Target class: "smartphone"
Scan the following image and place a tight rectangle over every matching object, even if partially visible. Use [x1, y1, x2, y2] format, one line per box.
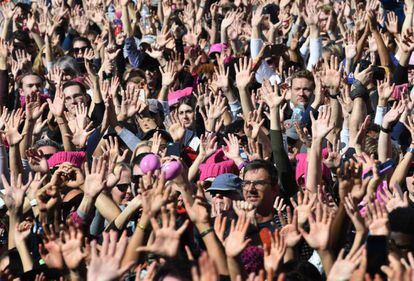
[166, 143, 181, 157]
[371, 66, 386, 81]
[363, 159, 395, 179]
[392, 83, 408, 101]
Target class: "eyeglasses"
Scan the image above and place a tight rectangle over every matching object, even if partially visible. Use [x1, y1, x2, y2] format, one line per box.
[241, 180, 271, 190]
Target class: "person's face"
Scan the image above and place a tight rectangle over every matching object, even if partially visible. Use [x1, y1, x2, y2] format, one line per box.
[145, 70, 159, 85]
[210, 190, 239, 213]
[72, 40, 89, 58]
[111, 168, 132, 205]
[137, 115, 158, 133]
[20, 75, 43, 97]
[0, 256, 10, 279]
[63, 85, 87, 114]
[243, 168, 278, 210]
[38, 145, 59, 159]
[291, 77, 313, 107]
[178, 103, 195, 129]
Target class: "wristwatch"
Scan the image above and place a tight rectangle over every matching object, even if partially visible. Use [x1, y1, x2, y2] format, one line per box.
[407, 147, 414, 154]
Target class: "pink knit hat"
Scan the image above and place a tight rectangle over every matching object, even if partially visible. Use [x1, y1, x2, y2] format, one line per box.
[295, 148, 331, 186]
[208, 43, 227, 56]
[47, 151, 86, 169]
[168, 87, 193, 106]
[199, 149, 238, 181]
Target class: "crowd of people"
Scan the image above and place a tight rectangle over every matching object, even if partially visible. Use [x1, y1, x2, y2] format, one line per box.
[0, 0, 414, 280]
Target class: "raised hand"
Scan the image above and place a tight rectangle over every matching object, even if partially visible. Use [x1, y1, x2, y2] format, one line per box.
[88, 231, 133, 281]
[66, 121, 95, 149]
[385, 11, 398, 35]
[344, 194, 366, 233]
[261, 80, 286, 109]
[302, 1, 321, 27]
[199, 132, 218, 160]
[290, 191, 317, 226]
[4, 108, 25, 146]
[322, 55, 341, 92]
[235, 57, 254, 89]
[246, 104, 265, 140]
[26, 148, 49, 173]
[344, 31, 357, 61]
[278, 206, 302, 248]
[378, 184, 409, 213]
[191, 252, 219, 281]
[47, 85, 65, 117]
[167, 110, 186, 142]
[222, 134, 241, 161]
[140, 172, 171, 216]
[310, 106, 335, 140]
[160, 61, 177, 88]
[377, 75, 395, 107]
[364, 200, 390, 236]
[2, 173, 32, 217]
[14, 220, 33, 243]
[83, 157, 107, 199]
[136, 206, 189, 257]
[213, 56, 230, 91]
[39, 224, 64, 269]
[214, 214, 227, 243]
[327, 247, 365, 281]
[118, 85, 145, 121]
[382, 101, 405, 130]
[232, 200, 256, 225]
[223, 213, 252, 257]
[264, 230, 286, 274]
[61, 220, 87, 270]
[322, 140, 341, 169]
[299, 202, 334, 251]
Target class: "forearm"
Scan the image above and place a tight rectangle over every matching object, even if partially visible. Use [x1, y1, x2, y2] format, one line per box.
[1, 19, 11, 39]
[318, 250, 334, 276]
[227, 256, 242, 281]
[121, 214, 149, 267]
[403, 6, 414, 33]
[31, 31, 45, 49]
[157, 85, 169, 101]
[378, 130, 391, 163]
[305, 138, 323, 193]
[77, 194, 97, 216]
[94, 193, 121, 222]
[349, 230, 366, 257]
[238, 87, 253, 119]
[15, 229, 34, 272]
[220, 26, 229, 44]
[188, 155, 205, 182]
[9, 145, 23, 175]
[122, 4, 132, 37]
[390, 148, 414, 186]
[56, 117, 76, 151]
[112, 200, 141, 230]
[197, 223, 229, 275]
[19, 120, 35, 160]
[8, 215, 17, 249]
[373, 31, 391, 67]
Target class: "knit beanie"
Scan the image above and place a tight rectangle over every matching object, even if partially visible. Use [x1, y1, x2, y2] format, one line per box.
[199, 149, 238, 181]
[47, 151, 86, 169]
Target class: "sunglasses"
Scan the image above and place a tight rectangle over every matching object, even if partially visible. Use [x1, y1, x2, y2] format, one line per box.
[131, 174, 142, 183]
[116, 184, 130, 192]
[72, 46, 89, 53]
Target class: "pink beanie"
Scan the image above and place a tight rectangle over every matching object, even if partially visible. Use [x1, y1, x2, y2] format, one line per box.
[295, 148, 332, 186]
[47, 151, 86, 169]
[208, 43, 227, 56]
[168, 87, 193, 106]
[199, 149, 238, 181]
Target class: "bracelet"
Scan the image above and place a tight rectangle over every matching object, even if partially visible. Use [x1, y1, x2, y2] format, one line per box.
[199, 227, 214, 238]
[30, 199, 37, 207]
[137, 223, 147, 231]
[380, 126, 392, 134]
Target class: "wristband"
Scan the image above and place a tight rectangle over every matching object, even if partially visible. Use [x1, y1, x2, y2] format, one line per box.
[380, 126, 392, 134]
[30, 199, 37, 207]
[199, 227, 214, 238]
[407, 147, 414, 154]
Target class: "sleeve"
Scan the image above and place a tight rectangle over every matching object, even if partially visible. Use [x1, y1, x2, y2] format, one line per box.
[374, 106, 387, 126]
[301, 106, 318, 130]
[306, 38, 322, 71]
[117, 127, 141, 152]
[90, 102, 105, 127]
[270, 129, 298, 198]
[125, 37, 147, 69]
[0, 69, 10, 109]
[61, 31, 76, 51]
[393, 63, 408, 85]
[0, 145, 9, 190]
[229, 100, 242, 121]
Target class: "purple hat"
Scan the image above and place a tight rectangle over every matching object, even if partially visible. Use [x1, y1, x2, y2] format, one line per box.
[199, 149, 239, 181]
[47, 151, 86, 169]
[208, 43, 227, 56]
